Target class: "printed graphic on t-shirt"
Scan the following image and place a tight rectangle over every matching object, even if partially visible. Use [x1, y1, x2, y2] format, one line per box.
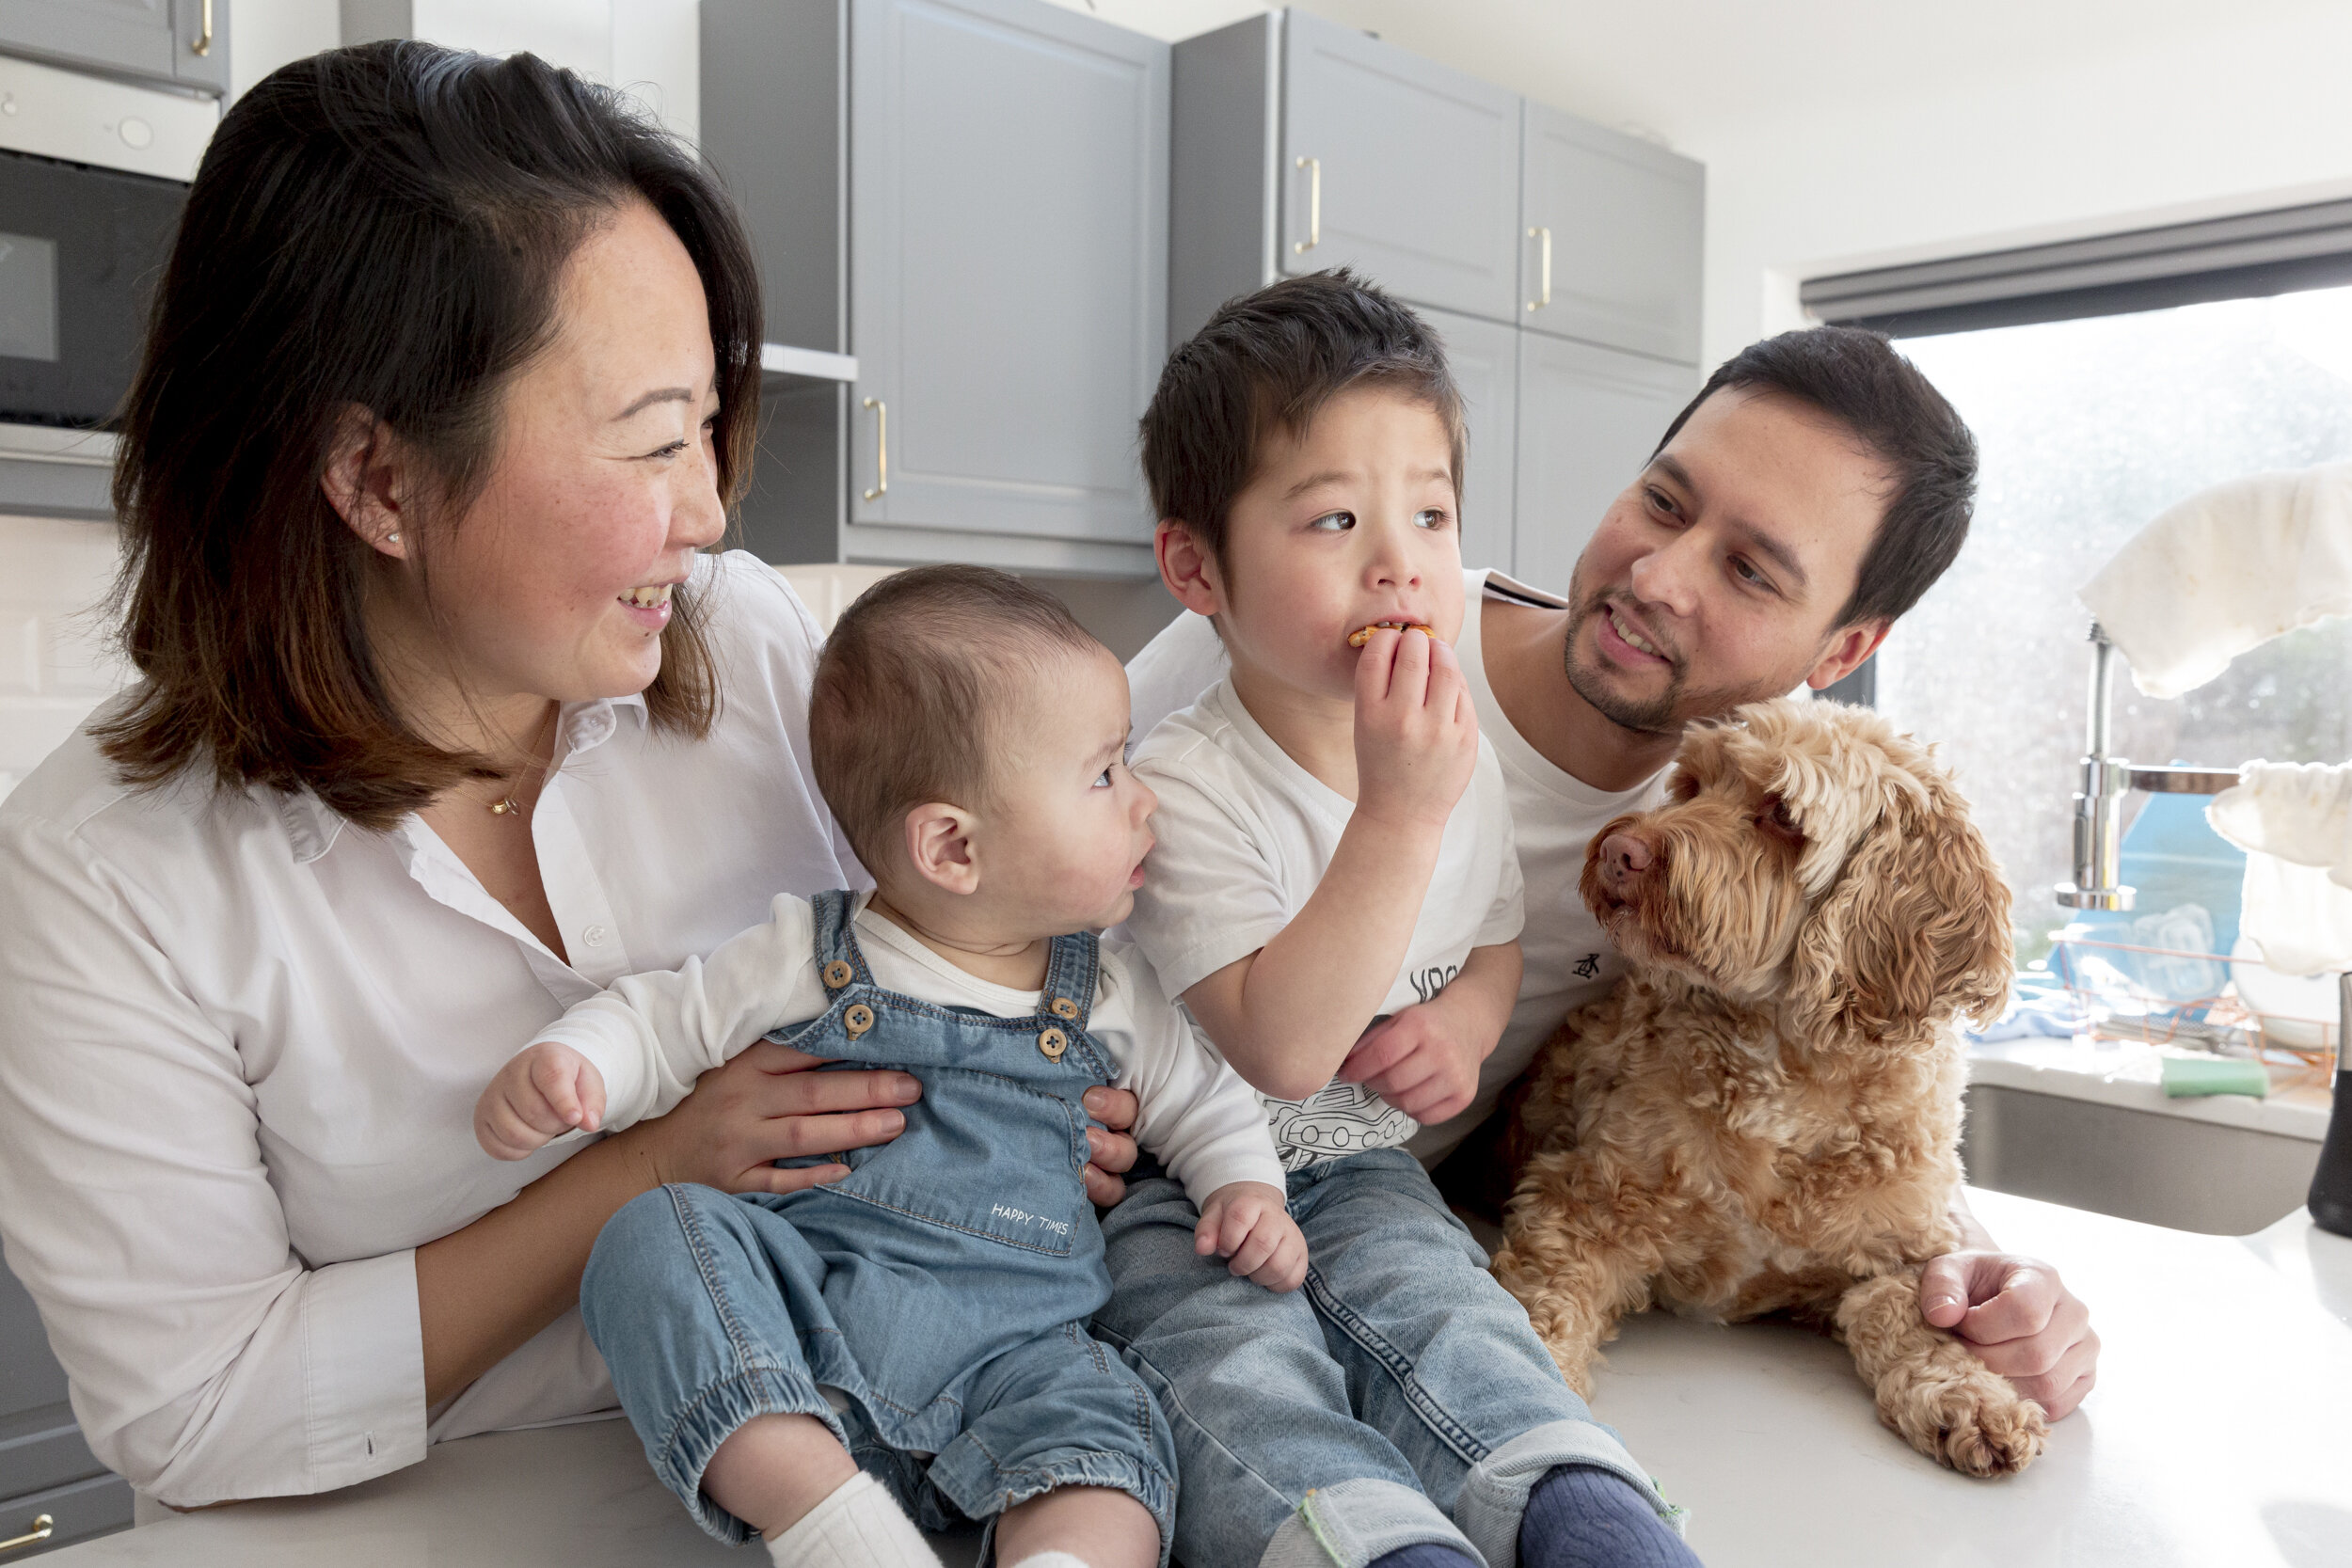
[1573, 953, 1602, 979]
[1265, 1079, 1419, 1171]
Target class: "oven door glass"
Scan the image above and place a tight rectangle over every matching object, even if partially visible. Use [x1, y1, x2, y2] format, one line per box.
[0, 148, 184, 428]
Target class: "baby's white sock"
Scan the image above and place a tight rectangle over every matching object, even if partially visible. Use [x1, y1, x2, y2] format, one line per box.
[765, 1471, 942, 1568]
[1006, 1555, 1095, 1568]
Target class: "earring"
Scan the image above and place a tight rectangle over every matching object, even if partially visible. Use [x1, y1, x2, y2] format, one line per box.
[387, 531, 401, 545]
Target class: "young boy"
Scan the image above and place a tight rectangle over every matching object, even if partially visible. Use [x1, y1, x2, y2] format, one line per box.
[473, 567, 1303, 1568]
[1103, 272, 1702, 1568]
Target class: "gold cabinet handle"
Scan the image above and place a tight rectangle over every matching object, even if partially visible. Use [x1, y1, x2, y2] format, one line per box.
[1526, 226, 1551, 310]
[0, 1515, 55, 1555]
[1294, 156, 1320, 254]
[194, 0, 214, 56]
[861, 396, 887, 500]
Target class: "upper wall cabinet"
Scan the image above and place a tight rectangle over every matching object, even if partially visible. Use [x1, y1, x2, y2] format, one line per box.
[1519, 104, 1702, 363]
[1514, 334, 1694, 594]
[705, 0, 1167, 575]
[1279, 11, 1520, 325]
[1420, 305, 1518, 573]
[849, 0, 1166, 563]
[0, 0, 228, 94]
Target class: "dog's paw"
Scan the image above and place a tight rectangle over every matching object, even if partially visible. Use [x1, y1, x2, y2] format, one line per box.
[1881, 1373, 2048, 1477]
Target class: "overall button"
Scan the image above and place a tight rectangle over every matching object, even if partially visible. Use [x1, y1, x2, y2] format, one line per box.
[822, 959, 855, 990]
[844, 1003, 876, 1038]
[1038, 1027, 1068, 1061]
[1048, 997, 1080, 1021]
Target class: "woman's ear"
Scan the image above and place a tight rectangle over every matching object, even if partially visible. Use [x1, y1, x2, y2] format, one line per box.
[1155, 520, 1225, 619]
[902, 801, 982, 897]
[321, 404, 413, 560]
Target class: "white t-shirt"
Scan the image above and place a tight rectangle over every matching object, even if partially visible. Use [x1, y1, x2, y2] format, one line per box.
[1122, 569, 1666, 1164]
[537, 892, 1285, 1205]
[1123, 677, 1524, 1170]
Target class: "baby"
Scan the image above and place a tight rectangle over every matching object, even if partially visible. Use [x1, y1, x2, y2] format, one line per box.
[474, 566, 1300, 1568]
[1099, 271, 1702, 1568]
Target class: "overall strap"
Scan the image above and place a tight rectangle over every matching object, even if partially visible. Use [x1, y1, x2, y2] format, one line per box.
[1037, 928, 1102, 1034]
[807, 889, 871, 984]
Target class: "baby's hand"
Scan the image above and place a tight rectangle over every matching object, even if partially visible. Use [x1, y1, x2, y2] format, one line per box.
[475, 1041, 607, 1161]
[1194, 1180, 1308, 1292]
[1352, 626, 1478, 834]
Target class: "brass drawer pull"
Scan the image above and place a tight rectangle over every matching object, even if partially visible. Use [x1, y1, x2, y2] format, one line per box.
[0, 1514, 55, 1554]
[194, 0, 214, 56]
[861, 397, 887, 500]
[1526, 226, 1551, 310]
[1294, 156, 1320, 253]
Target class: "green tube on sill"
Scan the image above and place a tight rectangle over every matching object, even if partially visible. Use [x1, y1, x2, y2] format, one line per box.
[2159, 1055, 2269, 1099]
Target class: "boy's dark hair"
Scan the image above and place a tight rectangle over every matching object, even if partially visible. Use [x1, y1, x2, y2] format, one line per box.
[1653, 325, 1978, 628]
[811, 565, 1104, 876]
[1138, 269, 1467, 566]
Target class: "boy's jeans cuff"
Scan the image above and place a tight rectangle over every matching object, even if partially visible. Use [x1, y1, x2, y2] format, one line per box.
[1454, 1419, 1689, 1568]
[1259, 1477, 1485, 1568]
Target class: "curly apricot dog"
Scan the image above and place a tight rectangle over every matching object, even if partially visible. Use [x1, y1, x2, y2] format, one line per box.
[1490, 698, 2046, 1477]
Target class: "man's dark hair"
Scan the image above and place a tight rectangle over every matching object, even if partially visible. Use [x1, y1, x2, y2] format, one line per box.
[1138, 268, 1466, 564]
[1652, 325, 1978, 628]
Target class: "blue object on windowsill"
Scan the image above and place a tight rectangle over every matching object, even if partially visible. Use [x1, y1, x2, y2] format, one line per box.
[2064, 787, 2248, 1021]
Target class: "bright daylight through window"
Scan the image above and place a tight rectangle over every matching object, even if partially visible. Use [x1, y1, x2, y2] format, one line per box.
[1877, 287, 2352, 963]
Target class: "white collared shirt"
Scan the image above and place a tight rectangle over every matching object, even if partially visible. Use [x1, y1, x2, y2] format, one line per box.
[0, 550, 858, 1507]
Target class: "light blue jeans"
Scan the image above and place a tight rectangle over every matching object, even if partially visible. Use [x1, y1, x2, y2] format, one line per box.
[1093, 1148, 1680, 1568]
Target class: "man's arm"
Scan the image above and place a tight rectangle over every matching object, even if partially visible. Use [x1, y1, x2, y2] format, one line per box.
[1919, 1187, 2100, 1418]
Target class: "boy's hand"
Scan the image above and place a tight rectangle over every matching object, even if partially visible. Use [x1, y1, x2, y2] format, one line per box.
[1352, 627, 1478, 833]
[476, 1041, 608, 1161]
[1337, 997, 1491, 1123]
[1195, 1180, 1308, 1291]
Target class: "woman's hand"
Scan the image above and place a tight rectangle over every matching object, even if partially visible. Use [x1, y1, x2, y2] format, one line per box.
[1082, 1085, 1139, 1206]
[615, 1039, 922, 1195]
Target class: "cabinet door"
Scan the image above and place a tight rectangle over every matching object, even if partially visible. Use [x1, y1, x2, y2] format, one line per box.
[849, 0, 1167, 552]
[1418, 307, 1516, 574]
[0, 1262, 105, 1508]
[170, 0, 227, 95]
[1279, 9, 1520, 325]
[0, 0, 174, 81]
[1513, 335, 1693, 596]
[1520, 104, 1703, 363]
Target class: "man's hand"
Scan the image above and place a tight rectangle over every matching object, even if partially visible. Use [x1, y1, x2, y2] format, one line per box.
[476, 1041, 607, 1161]
[1337, 1002, 1486, 1123]
[1919, 1251, 2099, 1418]
[1352, 626, 1479, 833]
[1194, 1180, 1309, 1291]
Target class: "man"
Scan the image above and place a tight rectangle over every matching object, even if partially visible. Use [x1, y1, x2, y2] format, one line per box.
[1125, 325, 2100, 1421]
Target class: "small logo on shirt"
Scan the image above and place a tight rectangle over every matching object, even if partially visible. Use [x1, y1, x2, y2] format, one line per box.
[1573, 953, 1602, 979]
[992, 1203, 1072, 1238]
[1407, 962, 1461, 1004]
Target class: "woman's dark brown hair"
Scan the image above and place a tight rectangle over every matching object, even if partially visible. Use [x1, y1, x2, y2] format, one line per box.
[99, 40, 762, 829]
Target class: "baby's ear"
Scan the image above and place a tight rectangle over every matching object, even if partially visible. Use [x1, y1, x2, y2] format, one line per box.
[902, 801, 980, 896]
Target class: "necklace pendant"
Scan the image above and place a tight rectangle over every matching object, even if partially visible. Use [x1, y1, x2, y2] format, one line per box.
[489, 797, 521, 816]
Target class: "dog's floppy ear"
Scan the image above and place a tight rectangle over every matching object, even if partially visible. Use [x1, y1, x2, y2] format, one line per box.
[1785, 776, 2012, 1046]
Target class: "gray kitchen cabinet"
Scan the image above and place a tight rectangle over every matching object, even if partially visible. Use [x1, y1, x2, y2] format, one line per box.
[1, 1262, 128, 1558]
[1279, 10, 1520, 325]
[0, 0, 226, 94]
[1512, 333, 1694, 595]
[1519, 103, 1702, 363]
[703, 0, 1167, 578]
[1420, 306, 1516, 573]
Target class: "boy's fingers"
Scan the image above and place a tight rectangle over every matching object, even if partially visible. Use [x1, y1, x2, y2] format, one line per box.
[1338, 1023, 1415, 1083]
[1222, 1201, 1263, 1257]
[1228, 1221, 1280, 1278]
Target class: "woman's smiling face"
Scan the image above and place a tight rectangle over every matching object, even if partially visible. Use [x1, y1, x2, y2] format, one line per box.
[382, 198, 729, 712]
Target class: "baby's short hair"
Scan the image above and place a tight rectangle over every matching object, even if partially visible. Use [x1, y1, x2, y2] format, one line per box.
[1139, 267, 1467, 568]
[810, 564, 1104, 875]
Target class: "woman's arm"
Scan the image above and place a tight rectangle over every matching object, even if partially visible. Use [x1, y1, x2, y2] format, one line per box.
[419, 1040, 917, 1402]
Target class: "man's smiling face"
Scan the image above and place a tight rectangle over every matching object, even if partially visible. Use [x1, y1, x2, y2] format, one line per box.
[1563, 386, 1898, 735]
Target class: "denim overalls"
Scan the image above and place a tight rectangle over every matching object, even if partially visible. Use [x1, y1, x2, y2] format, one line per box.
[581, 892, 1177, 1559]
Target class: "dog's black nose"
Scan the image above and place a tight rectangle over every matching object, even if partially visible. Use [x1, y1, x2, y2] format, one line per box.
[1600, 832, 1654, 888]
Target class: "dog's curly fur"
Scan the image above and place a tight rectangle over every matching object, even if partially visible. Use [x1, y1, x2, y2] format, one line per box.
[1489, 698, 2048, 1477]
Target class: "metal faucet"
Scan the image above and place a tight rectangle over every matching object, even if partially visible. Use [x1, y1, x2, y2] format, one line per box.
[2054, 624, 2239, 911]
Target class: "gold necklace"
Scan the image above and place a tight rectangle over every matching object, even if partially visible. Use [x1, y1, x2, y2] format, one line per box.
[488, 710, 560, 819]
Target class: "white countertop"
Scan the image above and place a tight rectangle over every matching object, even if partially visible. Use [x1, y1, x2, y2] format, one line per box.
[43, 1190, 2352, 1568]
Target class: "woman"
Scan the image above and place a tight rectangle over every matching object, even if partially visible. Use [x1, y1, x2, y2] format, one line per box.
[0, 43, 1138, 1506]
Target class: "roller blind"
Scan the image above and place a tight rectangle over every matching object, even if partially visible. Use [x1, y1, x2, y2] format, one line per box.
[1802, 199, 2352, 339]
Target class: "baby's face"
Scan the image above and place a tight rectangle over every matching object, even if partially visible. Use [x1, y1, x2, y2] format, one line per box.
[982, 646, 1159, 934]
[1212, 385, 1465, 705]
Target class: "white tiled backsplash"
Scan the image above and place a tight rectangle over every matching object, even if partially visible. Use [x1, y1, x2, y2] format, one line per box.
[0, 514, 129, 800]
